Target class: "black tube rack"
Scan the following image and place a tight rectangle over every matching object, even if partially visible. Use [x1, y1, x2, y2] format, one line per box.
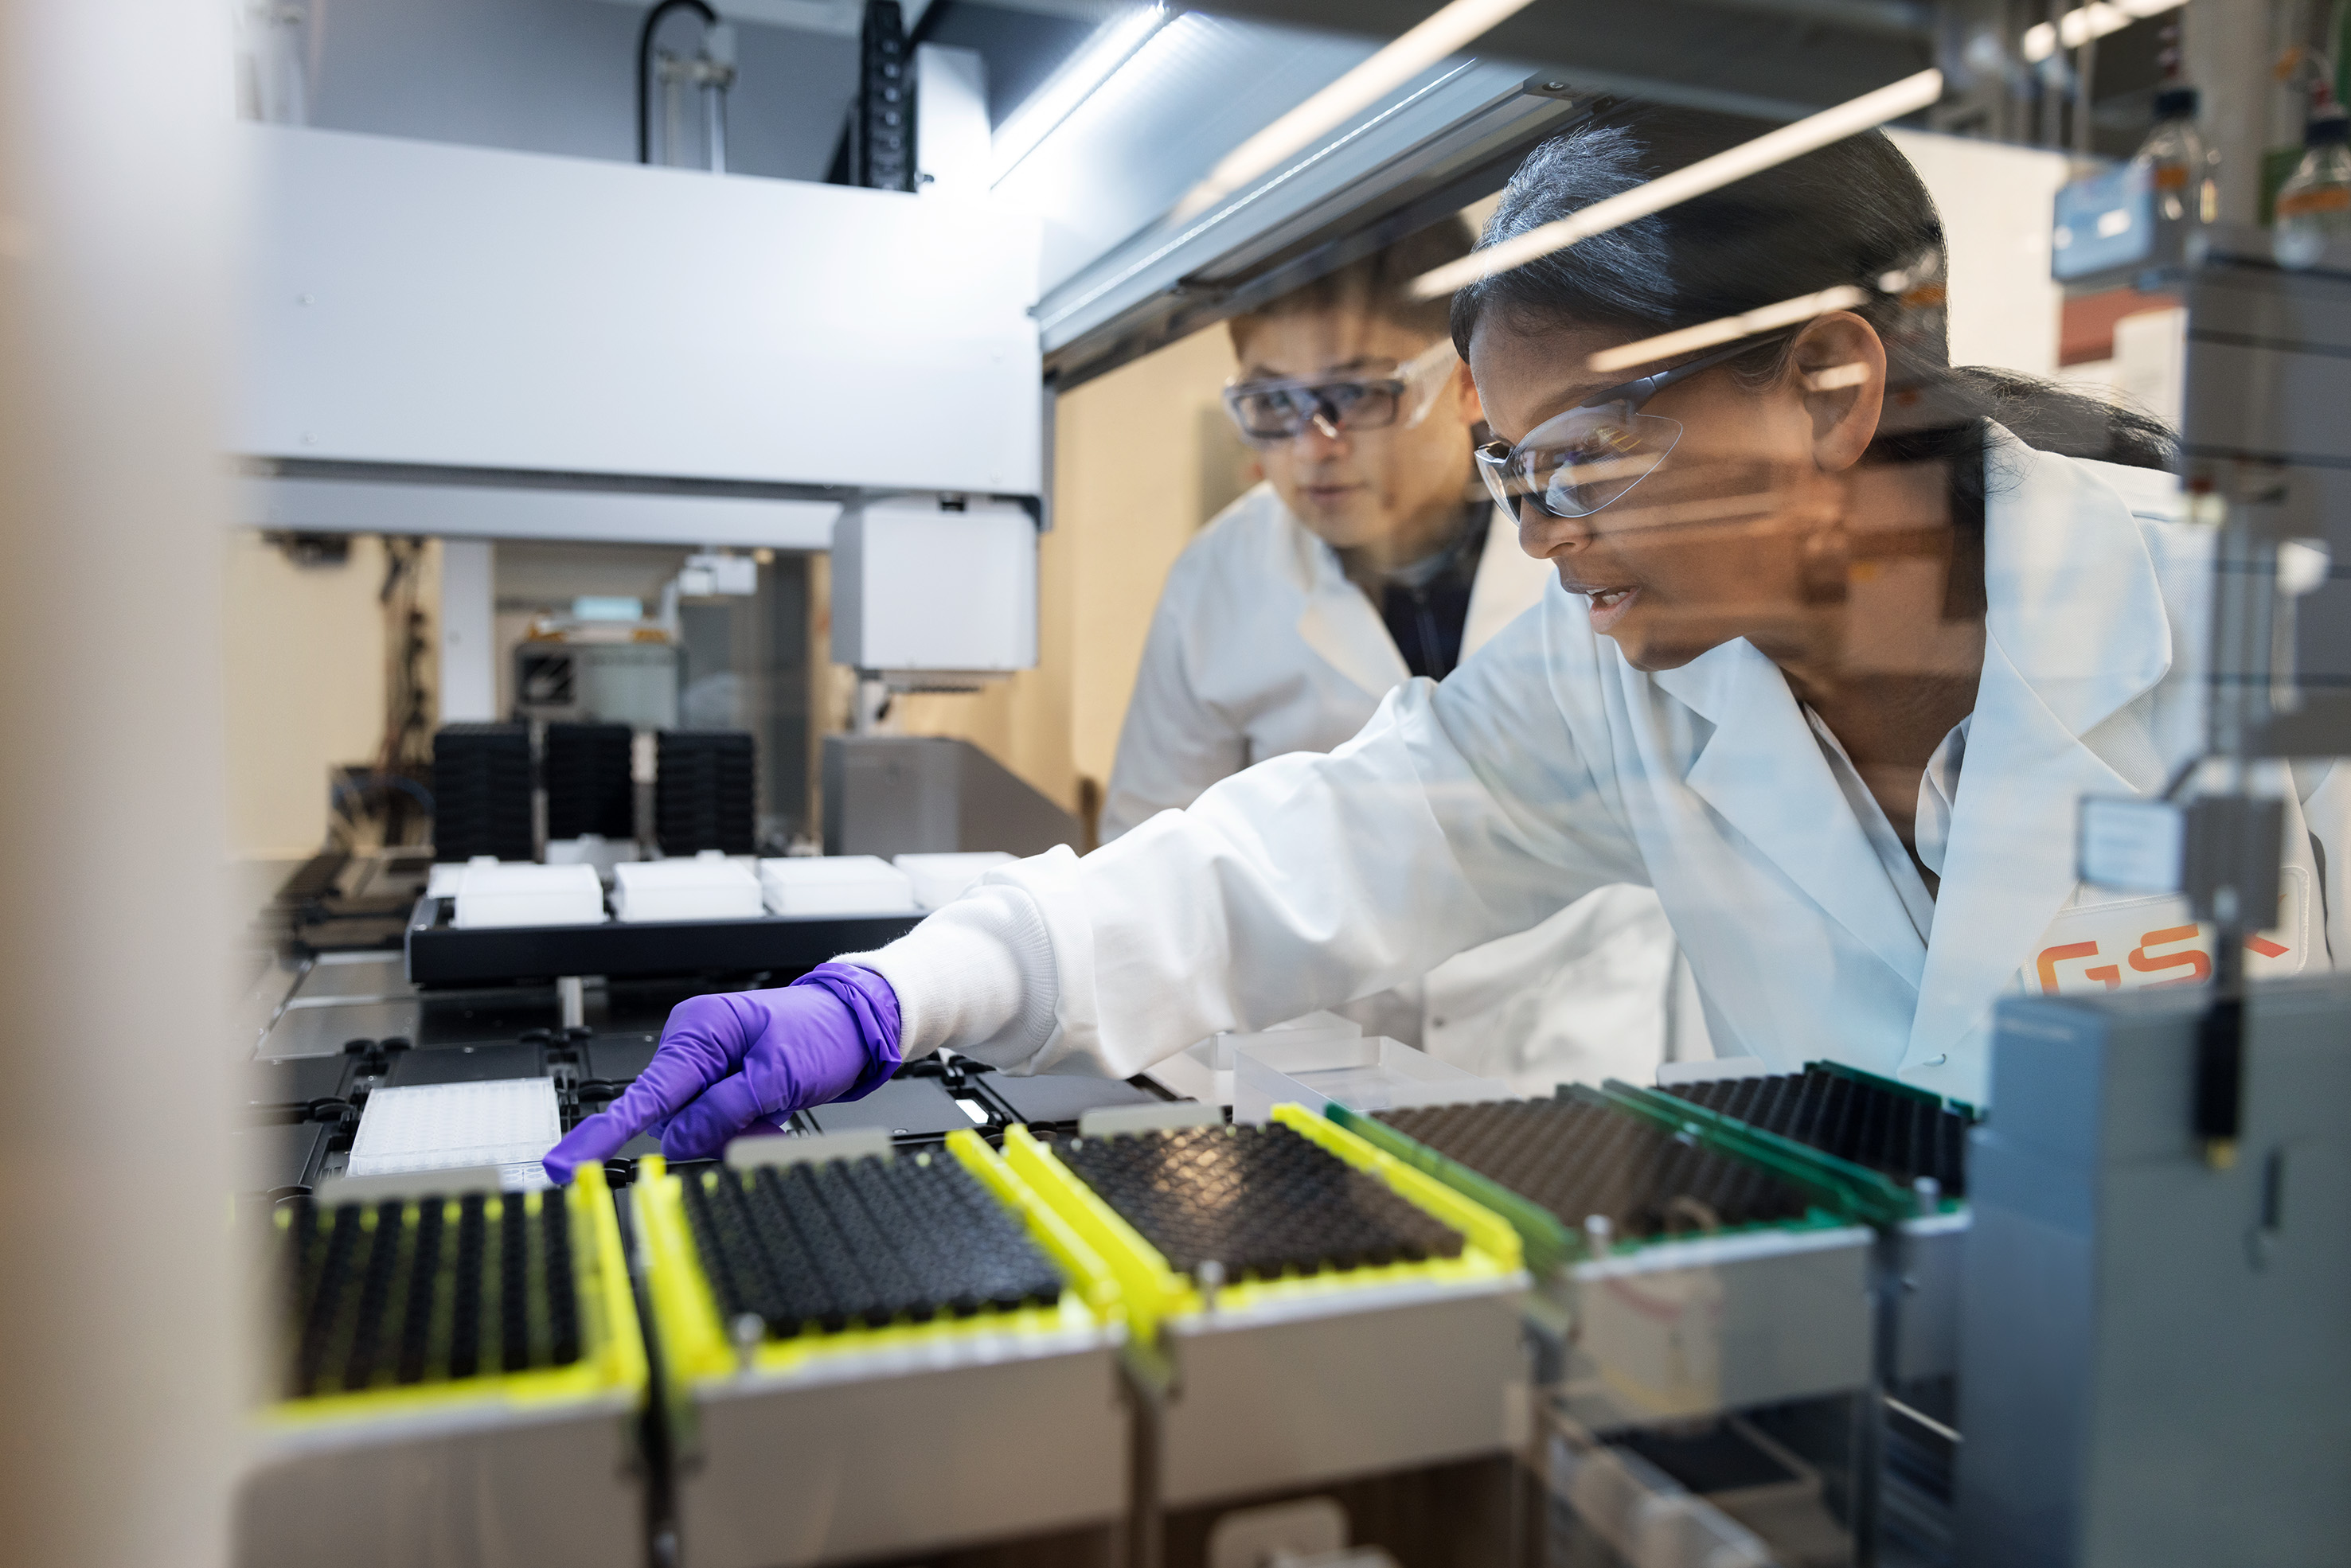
[1376, 1099, 1814, 1243]
[1662, 1067, 1972, 1197]
[1055, 1123, 1464, 1281]
[269, 1188, 583, 1401]
[678, 1153, 1063, 1340]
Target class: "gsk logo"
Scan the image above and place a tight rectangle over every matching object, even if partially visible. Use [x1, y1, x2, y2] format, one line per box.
[2035, 924, 2290, 995]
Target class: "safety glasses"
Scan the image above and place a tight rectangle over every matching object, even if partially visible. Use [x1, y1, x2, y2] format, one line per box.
[1474, 336, 1779, 520]
[1222, 339, 1459, 444]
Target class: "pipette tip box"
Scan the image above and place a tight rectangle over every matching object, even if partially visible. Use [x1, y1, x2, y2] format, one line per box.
[236, 1165, 646, 1568]
[634, 1133, 1127, 1568]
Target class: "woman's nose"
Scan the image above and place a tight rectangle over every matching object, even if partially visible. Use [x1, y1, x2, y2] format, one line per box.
[1517, 501, 1595, 556]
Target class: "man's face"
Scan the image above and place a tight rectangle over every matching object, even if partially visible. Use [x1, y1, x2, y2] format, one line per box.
[1229, 308, 1482, 552]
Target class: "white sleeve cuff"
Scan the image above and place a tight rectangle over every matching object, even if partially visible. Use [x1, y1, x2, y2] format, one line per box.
[842, 883, 1062, 1071]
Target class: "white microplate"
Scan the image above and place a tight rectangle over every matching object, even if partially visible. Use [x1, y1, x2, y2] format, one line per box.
[348, 1078, 561, 1191]
[892, 850, 1016, 910]
[759, 854, 918, 916]
[613, 856, 764, 922]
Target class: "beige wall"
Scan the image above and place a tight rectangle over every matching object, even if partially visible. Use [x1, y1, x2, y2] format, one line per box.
[891, 325, 1247, 829]
[221, 532, 428, 859]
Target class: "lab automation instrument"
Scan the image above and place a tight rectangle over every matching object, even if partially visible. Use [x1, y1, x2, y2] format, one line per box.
[232, 970, 2350, 1567]
[236, 122, 1053, 712]
[234, 68, 1651, 733]
[227, 62, 2351, 1567]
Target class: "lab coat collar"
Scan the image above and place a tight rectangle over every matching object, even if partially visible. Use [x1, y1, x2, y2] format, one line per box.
[1291, 523, 1411, 699]
[1901, 435, 2171, 1067]
[1285, 498, 1539, 696]
[1668, 638, 1931, 992]
[1972, 430, 2173, 737]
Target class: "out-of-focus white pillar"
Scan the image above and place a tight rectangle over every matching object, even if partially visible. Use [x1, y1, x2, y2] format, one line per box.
[0, 0, 240, 1564]
[439, 537, 498, 723]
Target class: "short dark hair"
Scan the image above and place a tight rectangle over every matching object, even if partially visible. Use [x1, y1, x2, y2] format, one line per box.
[1228, 217, 1476, 349]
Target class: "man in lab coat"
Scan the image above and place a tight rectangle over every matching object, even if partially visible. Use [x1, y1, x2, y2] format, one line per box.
[1099, 220, 1703, 1092]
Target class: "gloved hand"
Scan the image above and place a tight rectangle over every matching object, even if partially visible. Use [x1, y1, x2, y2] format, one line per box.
[541, 962, 901, 1183]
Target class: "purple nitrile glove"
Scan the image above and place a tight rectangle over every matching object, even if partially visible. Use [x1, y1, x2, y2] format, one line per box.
[541, 963, 901, 1183]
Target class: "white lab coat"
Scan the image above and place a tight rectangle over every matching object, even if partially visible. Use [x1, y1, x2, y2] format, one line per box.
[1100, 482, 1697, 1090]
[862, 436, 2344, 1107]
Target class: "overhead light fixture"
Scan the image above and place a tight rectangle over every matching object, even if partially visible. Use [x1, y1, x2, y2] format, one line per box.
[1585, 287, 1871, 374]
[2021, 0, 2185, 64]
[1172, 0, 1540, 220]
[1410, 68, 1944, 300]
[990, 3, 1174, 187]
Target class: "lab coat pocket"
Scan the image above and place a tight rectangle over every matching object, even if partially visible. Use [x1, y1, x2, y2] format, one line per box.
[2013, 864, 2311, 997]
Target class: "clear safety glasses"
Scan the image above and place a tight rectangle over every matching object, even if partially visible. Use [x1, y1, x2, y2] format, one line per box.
[1221, 339, 1459, 444]
[1474, 336, 1779, 520]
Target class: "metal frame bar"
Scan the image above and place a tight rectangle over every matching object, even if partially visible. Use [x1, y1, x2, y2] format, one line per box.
[1039, 68, 1600, 390]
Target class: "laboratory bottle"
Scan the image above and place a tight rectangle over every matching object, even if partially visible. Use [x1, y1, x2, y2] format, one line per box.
[2276, 98, 2351, 271]
[2133, 85, 2219, 265]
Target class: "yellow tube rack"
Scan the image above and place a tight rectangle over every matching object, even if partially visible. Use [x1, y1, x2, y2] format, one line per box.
[260, 1163, 646, 1430]
[634, 1129, 1124, 1390]
[999, 1105, 1524, 1344]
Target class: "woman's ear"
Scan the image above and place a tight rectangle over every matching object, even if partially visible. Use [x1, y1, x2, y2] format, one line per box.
[1791, 312, 1885, 473]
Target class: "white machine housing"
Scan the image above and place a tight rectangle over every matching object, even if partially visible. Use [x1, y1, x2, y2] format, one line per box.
[830, 501, 1038, 685]
[238, 123, 1045, 540]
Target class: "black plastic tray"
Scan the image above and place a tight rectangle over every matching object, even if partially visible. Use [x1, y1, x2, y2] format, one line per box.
[403, 895, 923, 987]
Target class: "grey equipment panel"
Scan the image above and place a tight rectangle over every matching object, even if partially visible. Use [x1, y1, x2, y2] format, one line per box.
[800, 1076, 985, 1139]
[383, 1041, 545, 1086]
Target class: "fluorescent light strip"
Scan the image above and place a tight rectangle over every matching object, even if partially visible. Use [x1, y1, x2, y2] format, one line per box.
[1035, 58, 1482, 337]
[990, 3, 1173, 187]
[1806, 361, 1873, 392]
[1587, 286, 1870, 374]
[2022, 0, 2185, 64]
[1171, 0, 1539, 220]
[1409, 68, 1943, 301]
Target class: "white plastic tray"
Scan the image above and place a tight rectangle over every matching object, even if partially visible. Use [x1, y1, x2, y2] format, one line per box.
[613, 855, 763, 922]
[452, 862, 607, 929]
[892, 851, 1016, 910]
[1232, 1034, 1513, 1124]
[759, 854, 919, 916]
[346, 1078, 561, 1190]
[1146, 1011, 1364, 1106]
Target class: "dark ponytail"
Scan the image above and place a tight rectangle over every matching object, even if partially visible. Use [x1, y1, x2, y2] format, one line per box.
[1449, 107, 2177, 493]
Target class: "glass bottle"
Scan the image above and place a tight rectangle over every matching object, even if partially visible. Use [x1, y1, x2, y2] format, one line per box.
[2276, 97, 2351, 271]
[2132, 86, 2220, 266]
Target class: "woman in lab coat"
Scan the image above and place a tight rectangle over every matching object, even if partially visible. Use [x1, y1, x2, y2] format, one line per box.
[545, 108, 2342, 1177]
[1103, 220, 1698, 1091]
